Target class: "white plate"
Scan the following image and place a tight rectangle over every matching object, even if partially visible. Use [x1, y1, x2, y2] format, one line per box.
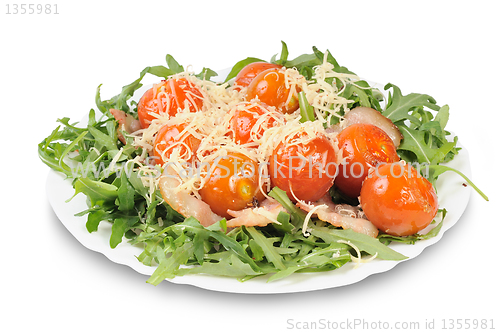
[46, 141, 472, 294]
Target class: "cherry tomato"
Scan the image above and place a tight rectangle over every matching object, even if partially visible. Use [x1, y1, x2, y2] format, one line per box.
[199, 153, 264, 219]
[360, 162, 438, 236]
[246, 68, 300, 114]
[269, 134, 338, 202]
[153, 123, 201, 166]
[334, 123, 399, 199]
[137, 78, 204, 129]
[234, 62, 282, 88]
[229, 102, 279, 145]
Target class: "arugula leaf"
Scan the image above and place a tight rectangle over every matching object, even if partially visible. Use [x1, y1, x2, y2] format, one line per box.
[426, 165, 488, 200]
[434, 104, 450, 129]
[85, 209, 109, 233]
[283, 53, 320, 71]
[298, 91, 315, 122]
[383, 83, 439, 124]
[268, 187, 306, 228]
[310, 225, 408, 261]
[147, 65, 174, 79]
[127, 170, 151, 199]
[381, 83, 461, 166]
[117, 172, 135, 212]
[165, 54, 184, 73]
[209, 230, 259, 270]
[397, 126, 458, 164]
[71, 178, 118, 206]
[147, 242, 195, 285]
[247, 227, 286, 270]
[38, 126, 73, 177]
[195, 67, 218, 81]
[87, 126, 117, 152]
[108, 71, 147, 114]
[224, 57, 266, 83]
[248, 239, 265, 261]
[272, 211, 295, 234]
[315, 47, 357, 75]
[340, 80, 384, 112]
[266, 266, 304, 282]
[178, 254, 262, 279]
[298, 243, 350, 265]
[274, 40, 289, 65]
[192, 231, 208, 265]
[110, 216, 140, 248]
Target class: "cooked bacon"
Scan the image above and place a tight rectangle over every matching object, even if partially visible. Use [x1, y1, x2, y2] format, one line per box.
[110, 108, 142, 144]
[297, 194, 379, 238]
[158, 167, 223, 227]
[158, 167, 289, 229]
[226, 198, 286, 227]
[329, 107, 403, 147]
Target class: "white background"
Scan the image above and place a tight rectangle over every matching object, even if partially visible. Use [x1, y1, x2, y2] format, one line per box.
[1, 0, 499, 331]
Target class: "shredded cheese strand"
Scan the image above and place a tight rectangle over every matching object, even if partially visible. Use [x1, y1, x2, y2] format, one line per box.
[337, 240, 378, 269]
[130, 53, 364, 215]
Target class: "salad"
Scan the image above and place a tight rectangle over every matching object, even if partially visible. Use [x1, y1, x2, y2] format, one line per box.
[39, 42, 487, 286]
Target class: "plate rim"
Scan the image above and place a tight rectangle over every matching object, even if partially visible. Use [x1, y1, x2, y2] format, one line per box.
[45, 141, 472, 294]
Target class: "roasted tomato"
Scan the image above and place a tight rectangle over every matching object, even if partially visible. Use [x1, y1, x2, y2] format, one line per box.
[137, 78, 204, 129]
[269, 133, 338, 202]
[152, 123, 201, 166]
[360, 162, 439, 236]
[234, 62, 282, 88]
[246, 68, 300, 114]
[199, 153, 264, 219]
[334, 123, 399, 199]
[229, 102, 279, 145]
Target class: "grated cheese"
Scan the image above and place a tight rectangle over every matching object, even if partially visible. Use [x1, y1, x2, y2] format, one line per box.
[301, 203, 328, 237]
[337, 240, 378, 269]
[130, 54, 363, 220]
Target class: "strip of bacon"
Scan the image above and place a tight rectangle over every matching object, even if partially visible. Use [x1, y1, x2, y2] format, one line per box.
[226, 199, 286, 227]
[158, 166, 223, 227]
[110, 108, 142, 144]
[297, 194, 379, 238]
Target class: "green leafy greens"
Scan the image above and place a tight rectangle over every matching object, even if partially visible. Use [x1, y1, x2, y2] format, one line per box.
[39, 42, 485, 286]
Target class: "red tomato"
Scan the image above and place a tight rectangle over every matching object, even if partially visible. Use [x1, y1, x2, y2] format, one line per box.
[269, 134, 338, 202]
[246, 68, 300, 114]
[152, 123, 201, 166]
[229, 102, 279, 145]
[137, 78, 204, 129]
[335, 123, 399, 199]
[360, 162, 438, 236]
[234, 62, 282, 88]
[199, 153, 264, 219]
